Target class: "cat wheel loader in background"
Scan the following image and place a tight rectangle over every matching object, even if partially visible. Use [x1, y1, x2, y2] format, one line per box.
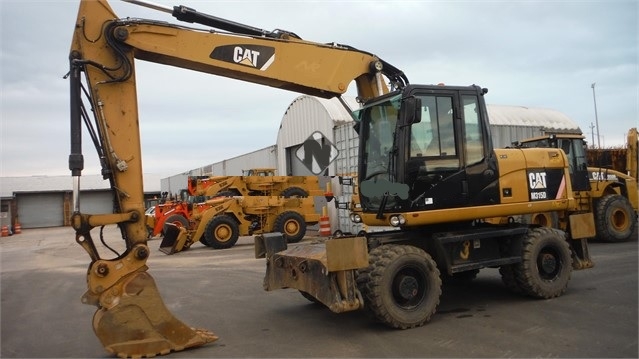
[68, 0, 595, 357]
[159, 195, 320, 254]
[586, 127, 638, 181]
[514, 131, 638, 242]
[187, 168, 327, 198]
[147, 168, 328, 240]
[144, 189, 202, 237]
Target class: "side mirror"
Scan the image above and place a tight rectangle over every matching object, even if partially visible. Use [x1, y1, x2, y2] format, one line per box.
[400, 96, 422, 125]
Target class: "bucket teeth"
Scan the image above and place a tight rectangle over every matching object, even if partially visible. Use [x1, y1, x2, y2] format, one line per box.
[93, 271, 217, 358]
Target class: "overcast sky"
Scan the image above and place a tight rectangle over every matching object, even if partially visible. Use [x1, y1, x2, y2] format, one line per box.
[1, 0, 637, 179]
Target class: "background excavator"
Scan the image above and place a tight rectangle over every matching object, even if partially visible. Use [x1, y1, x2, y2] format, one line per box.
[69, 0, 596, 358]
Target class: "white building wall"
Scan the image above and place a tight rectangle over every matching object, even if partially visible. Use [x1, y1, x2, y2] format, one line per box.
[161, 174, 191, 199]
[491, 125, 544, 148]
[209, 146, 278, 176]
[331, 123, 362, 235]
[276, 95, 360, 176]
[160, 145, 277, 197]
[487, 105, 581, 148]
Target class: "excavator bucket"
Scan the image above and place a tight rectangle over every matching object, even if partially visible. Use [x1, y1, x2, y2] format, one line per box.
[159, 224, 189, 255]
[90, 270, 218, 358]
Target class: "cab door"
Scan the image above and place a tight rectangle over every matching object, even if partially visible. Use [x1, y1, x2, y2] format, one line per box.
[403, 89, 499, 210]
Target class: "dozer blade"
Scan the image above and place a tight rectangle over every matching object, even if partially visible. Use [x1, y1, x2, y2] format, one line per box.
[92, 270, 218, 358]
[159, 224, 188, 255]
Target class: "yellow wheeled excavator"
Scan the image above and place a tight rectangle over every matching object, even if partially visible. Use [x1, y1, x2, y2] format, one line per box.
[68, 0, 595, 357]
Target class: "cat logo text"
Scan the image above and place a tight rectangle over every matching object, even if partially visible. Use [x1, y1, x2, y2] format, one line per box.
[528, 171, 548, 201]
[210, 45, 275, 71]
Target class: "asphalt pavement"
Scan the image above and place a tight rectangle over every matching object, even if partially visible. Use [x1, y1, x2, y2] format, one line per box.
[1, 226, 637, 358]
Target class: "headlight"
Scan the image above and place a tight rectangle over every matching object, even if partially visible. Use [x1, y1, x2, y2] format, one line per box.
[389, 214, 406, 227]
[350, 213, 362, 223]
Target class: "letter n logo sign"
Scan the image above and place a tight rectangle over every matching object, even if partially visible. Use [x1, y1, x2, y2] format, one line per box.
[295, 131, 339, 175]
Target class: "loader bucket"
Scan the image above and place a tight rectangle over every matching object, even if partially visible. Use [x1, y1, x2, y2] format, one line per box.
[92, 270, 218, 358]
[159, 224, 188, 255]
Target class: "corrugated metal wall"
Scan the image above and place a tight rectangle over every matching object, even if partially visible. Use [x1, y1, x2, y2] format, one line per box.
[209, 146, 278, 176]
[160, 174, 190, 200]
[160, 146, 277, 197]
[490, 125, 545, 148]
[276, 96, 337, 175]
[332, 123, 362, 235]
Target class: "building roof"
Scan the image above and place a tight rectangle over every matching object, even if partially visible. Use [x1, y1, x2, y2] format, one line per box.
[307, 96, 361, 126]
[0, 173, 162, 198]
[486, 105, 581, 132]
[287, 97, 580, 133]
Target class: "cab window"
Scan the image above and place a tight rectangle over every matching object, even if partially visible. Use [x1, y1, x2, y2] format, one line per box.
[462, 95, 485, 165]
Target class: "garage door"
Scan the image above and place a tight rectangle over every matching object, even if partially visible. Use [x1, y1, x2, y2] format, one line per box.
[17, 193, 64, 229]
[81, 191, 115, 215]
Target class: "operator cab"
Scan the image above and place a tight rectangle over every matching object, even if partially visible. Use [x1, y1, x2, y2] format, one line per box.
[355, 84, 500, 215]
[243, 168, 276, 176]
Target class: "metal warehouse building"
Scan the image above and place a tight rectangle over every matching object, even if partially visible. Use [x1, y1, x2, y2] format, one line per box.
[0, 174, 161, 230]
[161, 95, 581, 235]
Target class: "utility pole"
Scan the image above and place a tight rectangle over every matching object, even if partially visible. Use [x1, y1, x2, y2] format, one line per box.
[591, 83, 601, 148]
[590, 122, 596, 148]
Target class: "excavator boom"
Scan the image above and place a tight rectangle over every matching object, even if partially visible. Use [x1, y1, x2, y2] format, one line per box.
[68, 0, 402, 357]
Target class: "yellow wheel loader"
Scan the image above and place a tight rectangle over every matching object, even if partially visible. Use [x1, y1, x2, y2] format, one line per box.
[188, 168, 327, 198]
[159, 196, 319, 254]
[68, 0, 595, 357]
[515, 132, 638, 242]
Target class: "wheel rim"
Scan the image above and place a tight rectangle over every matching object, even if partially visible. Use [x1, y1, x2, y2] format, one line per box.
[610, 208, 629, 231]
[171, 220, 184, 228]
[214, 224, 232, 243]
[537, 246, 562, 280]
[391, 265, 427, 309]
[283, 219, 300, 236]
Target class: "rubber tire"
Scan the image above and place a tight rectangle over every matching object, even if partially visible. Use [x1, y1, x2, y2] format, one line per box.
[274, 211, 306, 243]
[281, 187, 309, 198]
[357, 244, 441, 329]
[595, 194, 637, 242]
[204, 215, 240, 249]
[499, 265, 523, 295]
[162, 214, 189, 234]
[514, 227, 572, 299]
